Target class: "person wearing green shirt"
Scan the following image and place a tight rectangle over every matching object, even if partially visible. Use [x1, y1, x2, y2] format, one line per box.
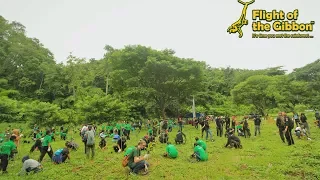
[163, 142, 178, 158]
[124, 146, 135, 156]
[194, 137, 207, 151]
[38, 130, 53, 163]
[107, 125, 113, 135]
[30, 130, 42, 153]
[192, 145, 208, 161]
[0, 136, 16, 173]
[0, 133, 4, 143]
[116, 123, 121, 135]
[124, 123, 132, 140]
[61, 132, 67, 140]
[148, 129, 153, 136]
[128, 140, 149, 175]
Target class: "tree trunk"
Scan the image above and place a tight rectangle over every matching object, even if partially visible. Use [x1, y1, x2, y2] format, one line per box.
[161, 107, 166, 119]
[106, 76, 109, 96]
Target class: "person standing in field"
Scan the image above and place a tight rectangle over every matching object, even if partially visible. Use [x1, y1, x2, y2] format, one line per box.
[231, 116, 237, 132]
[225, 115, 231, 131]
[84, 125, 95, 159]
[283, 112, 294, 146]
[38, 130, 53, 163]
[0, 136, 16, 174]
[216, 116, 223, 137]
[276, 112, 286, 143]
[254, 115, 261, 136]
[293, 112, 300, 127]
[300, 113, 310, 136]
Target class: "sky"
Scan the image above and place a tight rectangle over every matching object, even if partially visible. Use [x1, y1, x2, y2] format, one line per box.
[0, 0, 319, 72]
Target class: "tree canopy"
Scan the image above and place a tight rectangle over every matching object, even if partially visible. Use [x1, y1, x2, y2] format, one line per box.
[1, 16, 319, 126]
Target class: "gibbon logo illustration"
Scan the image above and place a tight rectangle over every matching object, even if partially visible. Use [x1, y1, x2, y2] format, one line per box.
[227, 0, 255, 38]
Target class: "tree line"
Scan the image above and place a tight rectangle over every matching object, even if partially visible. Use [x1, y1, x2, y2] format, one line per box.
[0, 15, 319, 126]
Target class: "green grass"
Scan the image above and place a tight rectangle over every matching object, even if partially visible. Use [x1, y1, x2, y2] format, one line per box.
[1, 118, 320, 180]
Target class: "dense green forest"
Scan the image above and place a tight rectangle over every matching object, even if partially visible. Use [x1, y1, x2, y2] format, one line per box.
[1, 16, 319, 126]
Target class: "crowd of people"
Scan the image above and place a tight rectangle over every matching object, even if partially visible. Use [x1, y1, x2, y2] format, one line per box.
[0, 111, 319, 176]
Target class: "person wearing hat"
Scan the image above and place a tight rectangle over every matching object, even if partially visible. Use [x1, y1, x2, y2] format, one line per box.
[163, 142, 178, 158]
[18, 156, 42, 175]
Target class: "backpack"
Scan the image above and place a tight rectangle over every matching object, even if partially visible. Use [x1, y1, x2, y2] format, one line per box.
[122, 150, 134, 167]
[122, 155, 129, 167]
[86, 131, 95, 146]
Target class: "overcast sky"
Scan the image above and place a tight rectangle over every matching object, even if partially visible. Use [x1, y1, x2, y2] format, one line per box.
[0, 0, 319, 72]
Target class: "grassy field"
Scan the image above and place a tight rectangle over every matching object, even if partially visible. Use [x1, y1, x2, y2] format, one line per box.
[1, 117, 320, 180]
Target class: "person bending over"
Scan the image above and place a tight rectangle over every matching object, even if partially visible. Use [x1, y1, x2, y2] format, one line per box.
[163, 142, 178, 158]
[52, 142, 71, 164]
[18, 156, 42, 175]
[191, 145, 208, 161]
[194, 137, 207, 151]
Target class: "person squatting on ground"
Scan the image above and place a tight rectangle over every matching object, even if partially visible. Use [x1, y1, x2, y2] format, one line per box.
[191, 145, 208, 161]
[194, 137, 207, 151]
[175, 130, 186, 144]
[294, 124, 311, 140]
[283, 112, 294, 146]
[225, 129, 242, 149]
[114, 136, 127, 153]
[254, 115, 261, 136]
[18, 156, 42, 176]
[0, 135, 16, 174]
[38, 130, 53, 163]
[128, 139, 150, 176]
[163, 142, 178, 158]
[99, 130, 107, 150]
[52, 142, 71, 164]
[276, 112, 286, 143]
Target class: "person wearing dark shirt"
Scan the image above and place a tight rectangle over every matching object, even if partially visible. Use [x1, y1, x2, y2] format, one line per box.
[276, 112, 285, 143]
[178, 117, 183, 132]
[254, 115, 261, 136]
[225, 116, 231, 131]
[300, 113, 310, 136]
[231, 116, 236, 131]
[283, 112, 294, 145]
[216, 117, 223, 137]
[200, 120, 205, 138]
[203, 117, 214, 141]
[113, 137, 127, 153]
[243, 116, 251, 138]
